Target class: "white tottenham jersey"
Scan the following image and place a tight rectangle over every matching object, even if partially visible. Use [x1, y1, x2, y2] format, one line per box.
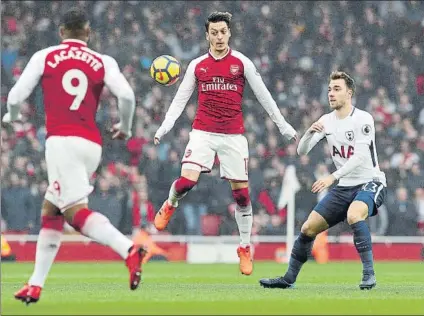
[298, 107, 387, 187]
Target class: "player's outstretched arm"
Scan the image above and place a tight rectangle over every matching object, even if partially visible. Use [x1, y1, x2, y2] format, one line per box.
[297, 120, 326, 155]
[4, 52, 44, 123]
[241, 54, 297, 142]
[103, 55, 135, 140]
[154, 61, 197, 144]
[332, 114, 375, 180]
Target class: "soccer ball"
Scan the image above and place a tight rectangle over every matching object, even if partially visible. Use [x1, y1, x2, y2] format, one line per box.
[150, 55, 181, 86]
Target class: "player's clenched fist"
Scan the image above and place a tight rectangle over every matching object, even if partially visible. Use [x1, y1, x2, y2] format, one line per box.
[280, 124, 298, 143]
[308, 121, 324, 134]
[153, 126, 166, 145]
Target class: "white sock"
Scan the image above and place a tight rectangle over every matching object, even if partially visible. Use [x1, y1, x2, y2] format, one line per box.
[167, 180, 188, 207]
[235, 204, 253, 247]
[28, 229, 62, 287]
[81, 212, 134, 259]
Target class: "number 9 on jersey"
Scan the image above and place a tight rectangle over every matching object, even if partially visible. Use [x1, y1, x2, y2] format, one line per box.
[62, 69, 88, 111]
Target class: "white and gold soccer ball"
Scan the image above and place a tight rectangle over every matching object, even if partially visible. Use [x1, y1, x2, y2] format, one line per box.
[150, 55, 181, 86]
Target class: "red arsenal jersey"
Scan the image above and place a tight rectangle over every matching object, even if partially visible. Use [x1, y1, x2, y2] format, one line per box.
[157, 48, 294, 138]
[6, 39, 135, 145]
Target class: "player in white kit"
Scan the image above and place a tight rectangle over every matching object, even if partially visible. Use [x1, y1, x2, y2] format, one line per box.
[260, 71, 387, 290]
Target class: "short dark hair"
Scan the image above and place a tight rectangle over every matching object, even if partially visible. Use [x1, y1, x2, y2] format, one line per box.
[329, 71, 356, 96]
[60, 8, 89, 32]
[205, 11, 232, 32]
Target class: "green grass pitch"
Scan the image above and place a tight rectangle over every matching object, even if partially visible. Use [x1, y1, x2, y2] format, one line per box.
[2, 261, 423, 315]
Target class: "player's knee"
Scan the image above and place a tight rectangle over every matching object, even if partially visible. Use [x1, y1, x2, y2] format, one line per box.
[63, 204, 91, 230]
[232, 187, 250, 207]
[174, 176, 197, 195]
[347, 210, 367, 225]
[41, 214, 64, 231]
[301, 221, 319, 237]
[347, 202, 368, 225]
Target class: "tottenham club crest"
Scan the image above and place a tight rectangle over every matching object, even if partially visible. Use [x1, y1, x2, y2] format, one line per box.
[230, 65, 239, 75]
[362, 124, 372, 135]
[345, 130, 354, 141]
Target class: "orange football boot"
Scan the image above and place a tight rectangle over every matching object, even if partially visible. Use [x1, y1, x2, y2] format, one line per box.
[154, 200, 176, 231]
[237, 245, 253, 275]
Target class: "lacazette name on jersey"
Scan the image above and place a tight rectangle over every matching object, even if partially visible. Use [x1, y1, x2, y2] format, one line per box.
[47, 47, 103, 71]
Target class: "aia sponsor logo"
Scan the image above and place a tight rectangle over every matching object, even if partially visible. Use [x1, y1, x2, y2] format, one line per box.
[332, 145, 354, 158]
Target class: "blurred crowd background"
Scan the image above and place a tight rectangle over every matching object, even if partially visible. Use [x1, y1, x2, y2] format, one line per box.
[1, 1, 423, 237]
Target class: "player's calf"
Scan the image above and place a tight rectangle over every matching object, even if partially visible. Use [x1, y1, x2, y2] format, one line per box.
[67, 206, 146, 290]
[168, 176, 198, 207]
[154, 176, 198, 231]
[68, 207, 134, 258]
[231, 186, 254, 275]
[232, 187, 252, 247]
[347, 201, 375, 276]
[280, 211, 328, 285]
[27, 214, 64, 287]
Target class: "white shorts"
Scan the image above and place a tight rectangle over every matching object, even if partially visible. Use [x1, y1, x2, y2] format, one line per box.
[181, 129, 249, 182]
[44, 136, 102, 211]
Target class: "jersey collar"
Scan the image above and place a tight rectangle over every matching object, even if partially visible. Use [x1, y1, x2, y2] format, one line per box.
[62, 39, 88, 46]
[208, 47, 231, 61]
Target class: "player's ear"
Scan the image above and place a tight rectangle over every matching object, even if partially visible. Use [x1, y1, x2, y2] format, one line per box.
[85, 25, 91, 42]
[59, 26, 65, 40]
[228, 28, 231, 38]
[84, 22, 91, 42]
[205, 31, 209, 42]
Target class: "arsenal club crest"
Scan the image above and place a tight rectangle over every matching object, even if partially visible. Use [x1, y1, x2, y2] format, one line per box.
[230, 65, 239, 75]
[345, 130, 354, 141]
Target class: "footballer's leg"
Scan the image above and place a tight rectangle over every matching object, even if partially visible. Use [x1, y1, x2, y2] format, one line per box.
[260, 186, 349, 289]
[217, 134, 253, 275]
[63, 203, 145, 290]
[349, 182, 386, 290]
[50, 137, 145, 290]
[15, 199, 62, 304]
[259, 211, 329, 288]
[230, 180, 253, 275]
[155, 130, 215, 231]
[347, 201, 376, 289]
[154, 167, 200, 231]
